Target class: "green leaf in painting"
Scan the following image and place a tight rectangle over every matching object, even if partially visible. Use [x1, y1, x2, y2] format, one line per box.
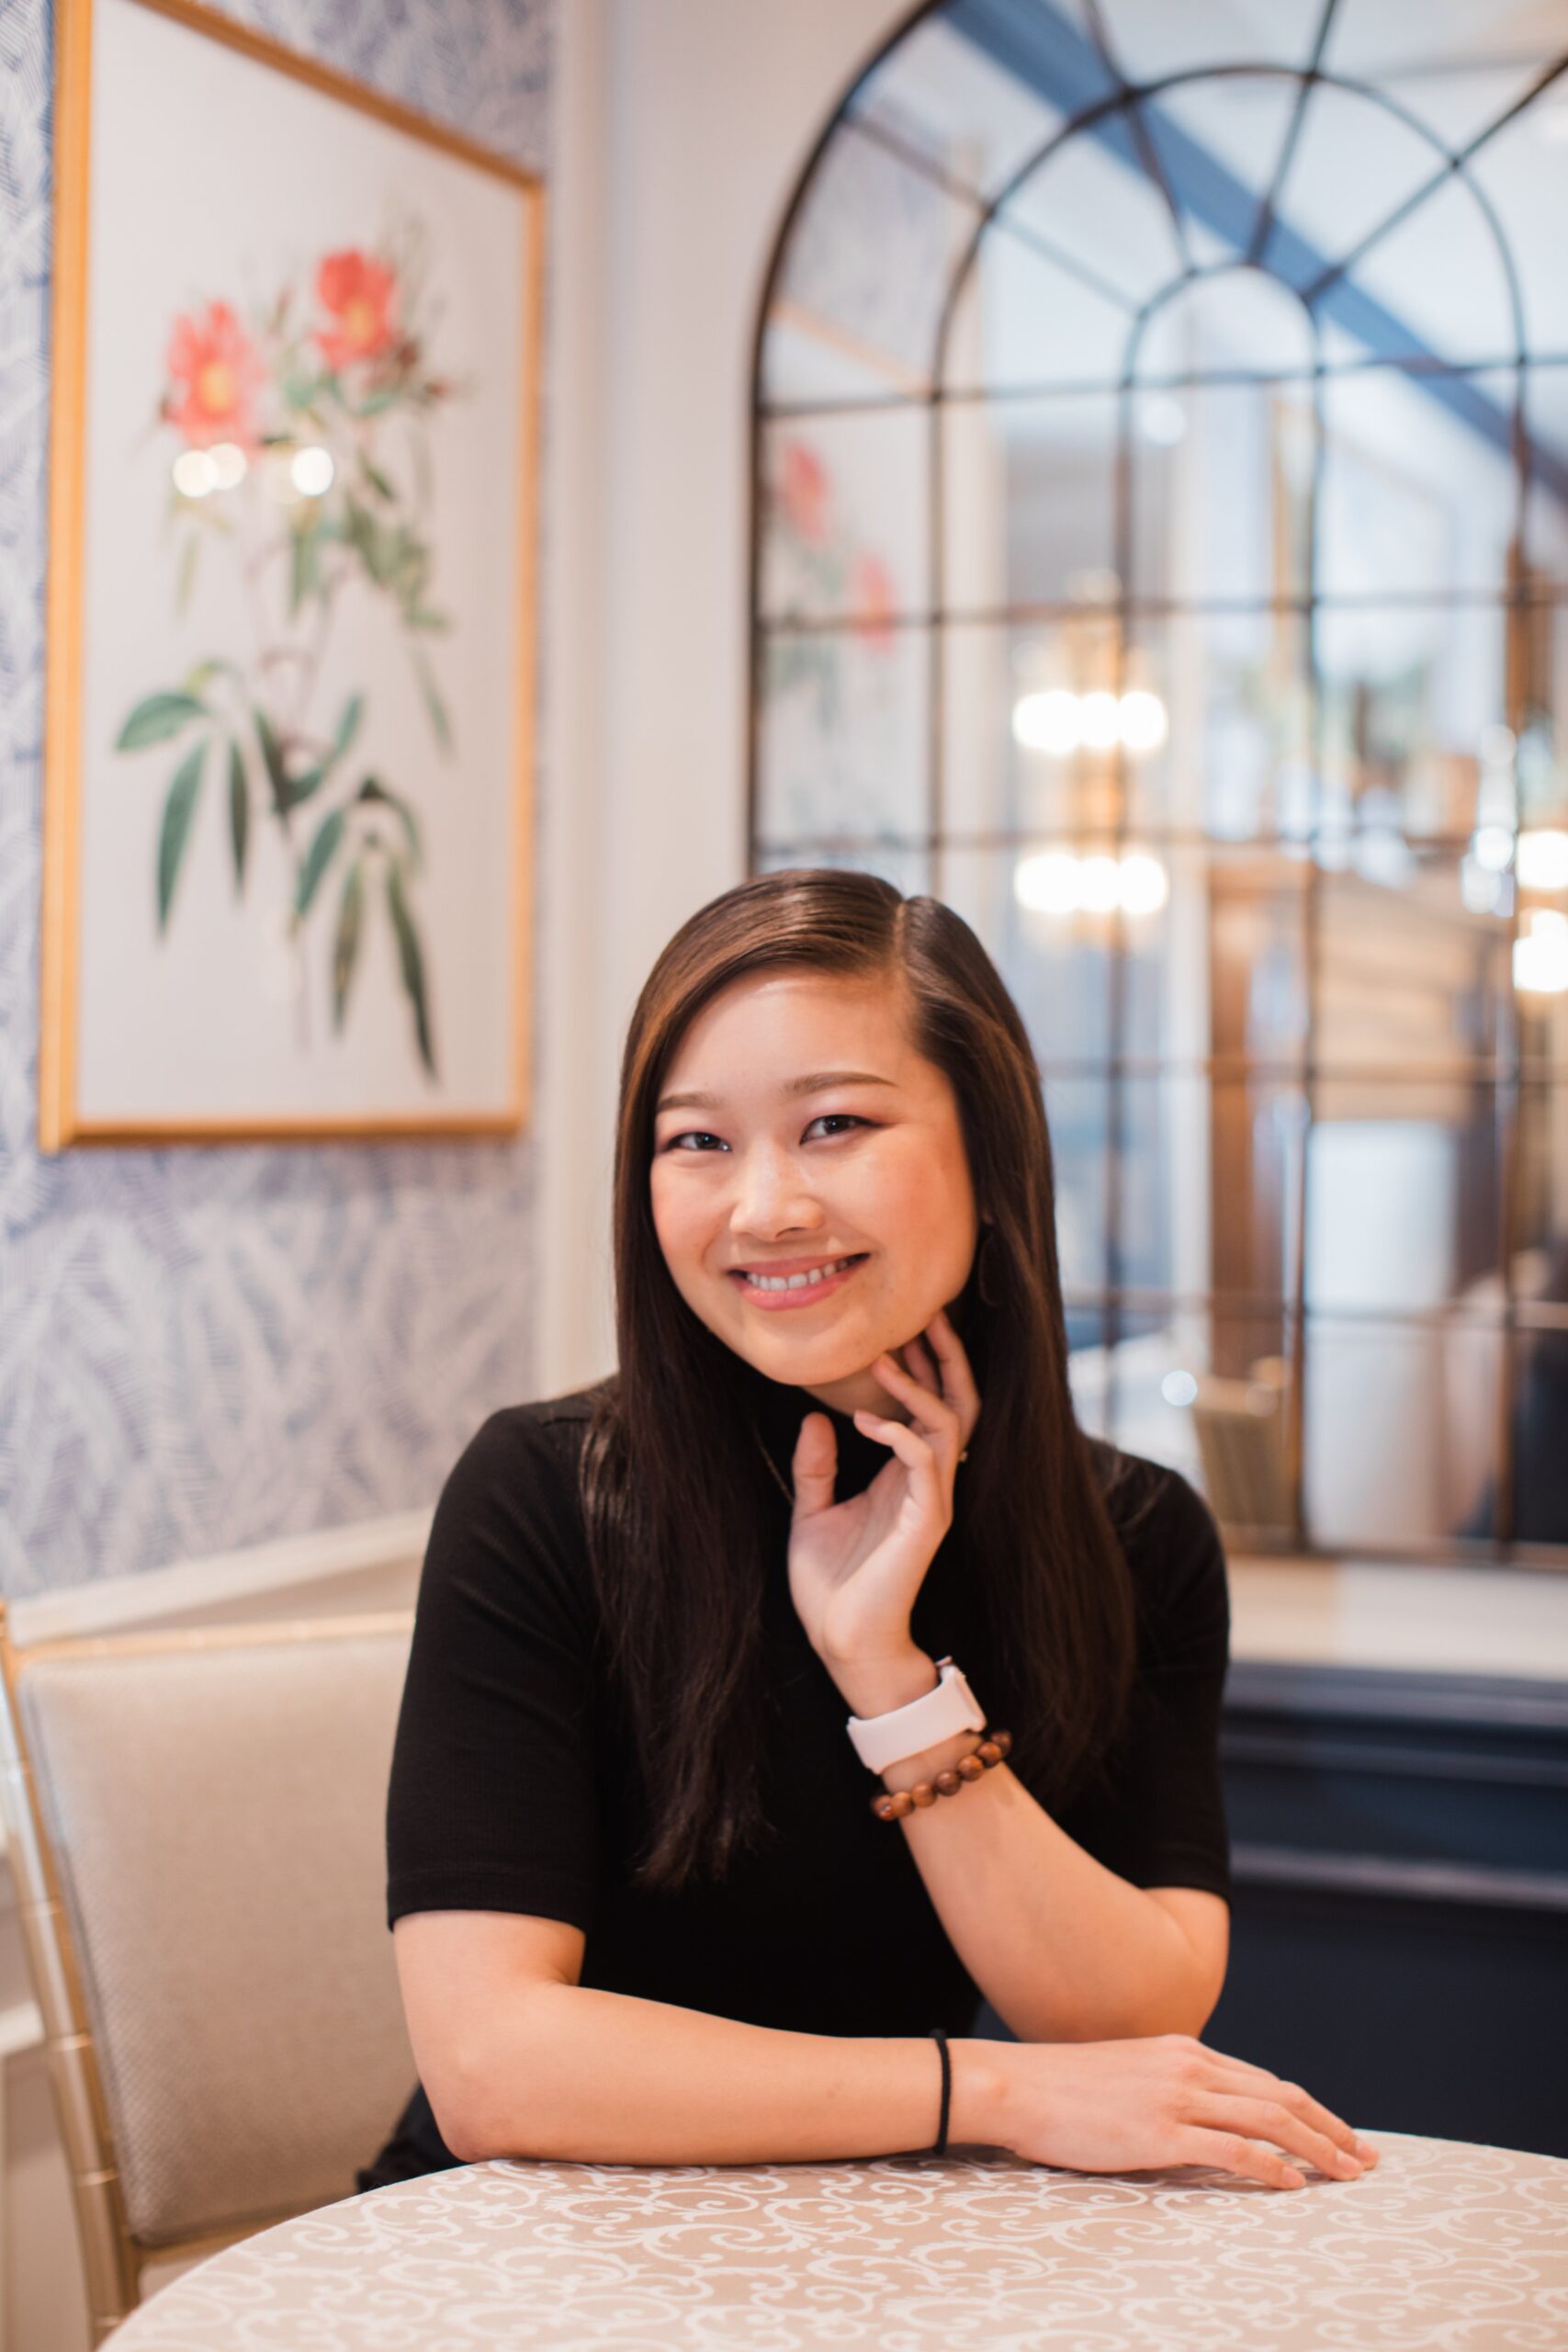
[157, 740, 207, 933]
[118, 691, 206, 752]
[333, 694, 364, 762]
[295, 806, 345, 919]
[386, 860, 436, 1077]
[253, 707, 290, 813]
[356, 775, 423, 869]
[227, 739, 249, 891]
[332, 858, 365, 1031]
[358, 454, 397, 503]
[407, 608, 450, 634]
[412, 643, 452, 754]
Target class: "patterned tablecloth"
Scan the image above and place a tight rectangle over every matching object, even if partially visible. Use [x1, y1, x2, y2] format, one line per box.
[109, 2133, 1568, 2350]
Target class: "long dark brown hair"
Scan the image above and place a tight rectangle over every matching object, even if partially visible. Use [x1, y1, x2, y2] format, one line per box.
[580, 867, 1138, 1889]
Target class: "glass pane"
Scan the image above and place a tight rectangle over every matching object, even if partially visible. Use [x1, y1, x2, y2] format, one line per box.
[1303, 1316, 1501, 1548]
[1260, 82, 1444, 296]
[1327, 173, 1520, 368]
[1100, 1300, 1298, 1537]
[945, 615, 1126, 838]
[763, 119, 974, 401]
[852, 9, 1066, 202]
[942, 392, 1118, 610]
[1134, 266, 1317, 382]
[1305, 1090, 1505, 1316]
[1100, 0, 1327, 81]
[1043, 1071, 1110, 1299]
[1316, 367, 1521, 603]
[754, 624, 929, 847]
[946, 232, 1134, 395]
[1125, 608, 1314, 841]
[753, 839, 932, 898]
[1131, 375, 1316, 607]
[1462, 89, 1568, 358]
[1322, 5, 1554, 158]
[1000, 116, 1188, 308]
[1139, 74, 1320, 266]
[942, 839, 1307, 1068]
[1115, 1071, 1306, 1301]
[1314, 594, 1512, 844]
[1313, 849, 1515, 1078]
[759, 410, 928, 626]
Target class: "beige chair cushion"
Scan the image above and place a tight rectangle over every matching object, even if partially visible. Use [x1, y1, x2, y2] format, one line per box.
[19, 1626, 415, 2246]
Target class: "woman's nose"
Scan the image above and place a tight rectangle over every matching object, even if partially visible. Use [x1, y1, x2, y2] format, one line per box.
[729, 1147, 823, 1238]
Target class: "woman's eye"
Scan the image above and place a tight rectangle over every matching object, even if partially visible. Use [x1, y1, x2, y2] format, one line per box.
[660, 1115, 868, 1152]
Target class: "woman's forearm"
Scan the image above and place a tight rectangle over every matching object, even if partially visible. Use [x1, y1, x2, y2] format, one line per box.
[838, 1652, 1212, 2044]
[441, 1984, 1008, 2166]
[892, 1747, 1210, 2042]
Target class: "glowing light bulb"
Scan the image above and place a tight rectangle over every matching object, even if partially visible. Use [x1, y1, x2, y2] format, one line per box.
[290, 446, 334, 497]
[172, 449, 217, 498]
[208, 442, 247, 489]
[1012, 690, 1081, 755]
[1118, 689, 1168, 753]
[1079, 691, 1121, 752]
[1078, 853, 1122, 913]
[1514, 909, 1568, 994]
[1119, 851, 1169, 915]
[1014, 851, 1080, 915]
[1517, 829, 1568, 891]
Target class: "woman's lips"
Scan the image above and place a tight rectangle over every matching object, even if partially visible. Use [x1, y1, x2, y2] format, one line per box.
[728, 1254, 867, 1311]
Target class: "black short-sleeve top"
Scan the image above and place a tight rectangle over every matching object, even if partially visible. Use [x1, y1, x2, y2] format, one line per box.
[386, 1363, 1232, 2042]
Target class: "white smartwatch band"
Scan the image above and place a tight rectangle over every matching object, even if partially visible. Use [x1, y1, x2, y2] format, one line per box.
[845, 1657, 987, 1773]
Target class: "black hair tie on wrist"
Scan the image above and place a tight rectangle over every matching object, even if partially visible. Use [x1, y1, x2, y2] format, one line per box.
[931, 2027, 951, 2155]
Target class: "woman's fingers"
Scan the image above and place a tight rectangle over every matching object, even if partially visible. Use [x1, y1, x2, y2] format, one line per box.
[1188, 2091, 1366, 2182]
[922, 1306, 983, 1441]
[790, 1411, 838, 1520]
[852, 1409, 946, 1513]
[871, 1349, 959, 1447]
[1172, 2126, 1306, 2191]
[1199, 2052, 1376, 2164]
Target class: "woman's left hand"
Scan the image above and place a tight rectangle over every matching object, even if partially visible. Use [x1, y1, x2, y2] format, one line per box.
[785, 1306, 981, 1700]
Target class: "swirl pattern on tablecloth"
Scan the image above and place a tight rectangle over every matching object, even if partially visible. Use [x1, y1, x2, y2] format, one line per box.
[108, 2133, 1568, 2350]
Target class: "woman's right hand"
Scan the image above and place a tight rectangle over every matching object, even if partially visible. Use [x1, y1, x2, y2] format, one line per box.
[971, 2034, 1379, 2189]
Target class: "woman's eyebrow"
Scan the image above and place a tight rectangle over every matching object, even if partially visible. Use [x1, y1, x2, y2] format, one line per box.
[655, 1069, 897, 1114]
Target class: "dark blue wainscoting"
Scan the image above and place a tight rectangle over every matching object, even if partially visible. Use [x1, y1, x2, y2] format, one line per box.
[1207, 1661, 1568, 2159]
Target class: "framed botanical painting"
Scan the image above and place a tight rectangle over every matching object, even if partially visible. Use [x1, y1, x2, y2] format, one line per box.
[39, 0, 543, 1146]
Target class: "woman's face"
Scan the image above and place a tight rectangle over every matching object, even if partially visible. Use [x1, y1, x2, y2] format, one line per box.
[649, 967, 980, 1418]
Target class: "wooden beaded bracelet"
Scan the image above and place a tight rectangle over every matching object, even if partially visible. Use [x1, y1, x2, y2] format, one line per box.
[870, 1729, 1012, 1820]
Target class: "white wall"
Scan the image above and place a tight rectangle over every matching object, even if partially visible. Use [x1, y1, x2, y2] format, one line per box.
[538, 0, 911, 1398]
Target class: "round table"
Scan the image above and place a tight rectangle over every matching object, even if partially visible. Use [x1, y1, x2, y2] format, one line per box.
[110, 2134, 1568, 2350]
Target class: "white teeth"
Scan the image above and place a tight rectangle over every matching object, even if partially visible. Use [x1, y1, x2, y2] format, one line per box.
[744, 1256, 855, 1292]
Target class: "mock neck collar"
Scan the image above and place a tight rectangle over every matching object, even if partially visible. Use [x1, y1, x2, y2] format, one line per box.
[733, 1351, 894, 1501]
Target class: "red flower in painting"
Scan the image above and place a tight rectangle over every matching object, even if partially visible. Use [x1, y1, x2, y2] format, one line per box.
[313, 249, 400, 369]
[163, 301, 266, 447]
[851, 551, 896, 651]
[778, 439, 831, 545]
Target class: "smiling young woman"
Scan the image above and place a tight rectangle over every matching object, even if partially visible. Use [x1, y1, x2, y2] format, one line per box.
[367, 869, 1378, 2193]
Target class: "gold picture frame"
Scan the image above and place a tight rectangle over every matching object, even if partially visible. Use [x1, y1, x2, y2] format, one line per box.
[40, 0, 544, 1147]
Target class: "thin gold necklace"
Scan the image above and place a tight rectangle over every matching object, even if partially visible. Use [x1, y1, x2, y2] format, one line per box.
[753, 1425, 795, 1508]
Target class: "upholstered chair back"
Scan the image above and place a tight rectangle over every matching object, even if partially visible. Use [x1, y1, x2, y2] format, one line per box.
[0, 1611, 415, 2337]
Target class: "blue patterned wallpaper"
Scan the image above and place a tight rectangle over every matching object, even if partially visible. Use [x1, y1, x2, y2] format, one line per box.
[0, 0, 552, 1596]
